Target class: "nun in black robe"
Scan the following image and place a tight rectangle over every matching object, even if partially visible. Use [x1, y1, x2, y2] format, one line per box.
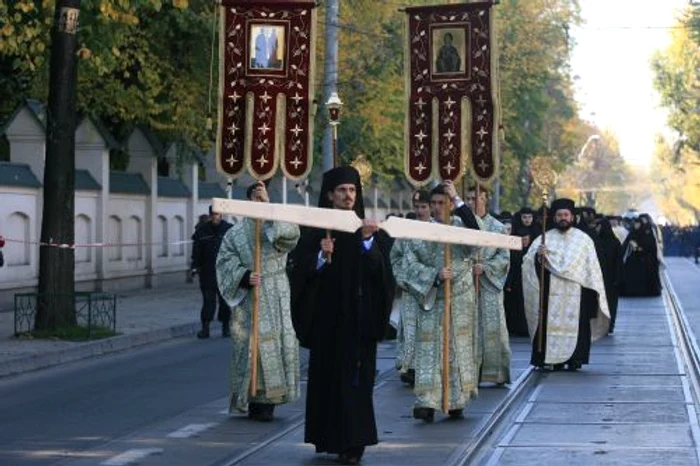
[289, 166, 395, 465]
[595, 217, 622, 333]
[504, 208, 539, 336]
[619, 218, 662, 297]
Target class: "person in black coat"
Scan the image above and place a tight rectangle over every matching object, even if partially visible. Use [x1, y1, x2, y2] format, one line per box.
[191, 205, 233, 338]
[289, 166, 395, 465]
[504, 208, 538, 337]
[594, 217, 622, 333]
[619, 217, 662, 297]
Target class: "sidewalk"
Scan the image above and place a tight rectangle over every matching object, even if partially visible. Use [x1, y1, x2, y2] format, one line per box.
[0, 283, 204, 378]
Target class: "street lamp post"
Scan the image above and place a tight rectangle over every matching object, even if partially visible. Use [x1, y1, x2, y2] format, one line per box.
[326, 92, 343, 168]
[323, 92, 343, 264]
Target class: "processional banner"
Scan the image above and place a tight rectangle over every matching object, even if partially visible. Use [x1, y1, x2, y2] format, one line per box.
[404, 2, 499, 186]
[216, 0, 317, 181]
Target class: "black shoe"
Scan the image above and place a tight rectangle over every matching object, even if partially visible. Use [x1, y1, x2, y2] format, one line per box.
[247, 402, 260, 419]
[222, 323, 231, 338]
[338, 446, 364, 465]
[248, 403, 274, 422]
[413, 407, 435, 423]
[566, 362, 582, 371]
[197, 324, 210, 339]
[448, 409, 464, 419]
[400, 369, 415, 386]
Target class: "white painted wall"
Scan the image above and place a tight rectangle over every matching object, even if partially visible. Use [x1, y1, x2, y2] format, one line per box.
[74, 192, 98, 280]
[5, 108, 45, 182]
[104, 195, 148, 278]
[0, 188, 38, 287]
[155, 199, 189, 271]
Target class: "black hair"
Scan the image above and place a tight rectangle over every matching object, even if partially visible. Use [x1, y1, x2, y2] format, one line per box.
[429, 184, 448, 198]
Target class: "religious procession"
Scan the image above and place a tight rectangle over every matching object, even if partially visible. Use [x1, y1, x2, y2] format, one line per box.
[190, 0, 678, 464]
[1, 0, 699, 465]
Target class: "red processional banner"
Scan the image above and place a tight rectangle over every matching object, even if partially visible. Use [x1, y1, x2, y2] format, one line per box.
[216, 0, 317, 181]
[404, 2, 500, 186]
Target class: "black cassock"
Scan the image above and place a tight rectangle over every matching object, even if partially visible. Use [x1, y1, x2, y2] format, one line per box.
[531, 252, 600, 368]
[619, 228, 661, 297]
[596, 220, 622, 332]
[505, 222, 539, 337]
[290, 227, 395, 455]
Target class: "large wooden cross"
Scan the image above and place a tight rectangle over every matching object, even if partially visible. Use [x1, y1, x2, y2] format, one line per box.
[211, 198, 522, 251]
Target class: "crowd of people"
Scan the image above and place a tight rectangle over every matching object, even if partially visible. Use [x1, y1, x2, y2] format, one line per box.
[500, 208, 663, 339]
[661, 224, 700, 259]
[188, 170, 665, 465]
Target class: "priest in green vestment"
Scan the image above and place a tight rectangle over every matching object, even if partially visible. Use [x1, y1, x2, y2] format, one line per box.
[409, 182, 481, 423]
[216, 181, 301, 421]
[391, 189, 432, 387]
[466, 185, 511, 385]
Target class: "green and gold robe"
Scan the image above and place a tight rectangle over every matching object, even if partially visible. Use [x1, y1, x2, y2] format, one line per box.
[216, 219, 300, 413]
[475, 214, 511, 384]
[391, 238, 420, 375]
[404, 217, 480, 411]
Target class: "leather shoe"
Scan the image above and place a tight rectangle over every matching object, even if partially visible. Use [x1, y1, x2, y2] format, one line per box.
[412, 407, 434, 423]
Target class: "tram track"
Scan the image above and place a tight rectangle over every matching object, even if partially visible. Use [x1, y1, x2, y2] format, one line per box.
[662, 271, 700, 463]
[214, 373, 394, 466]
[216, 353, 541, 466]
[462, 271, 700, 466]
[444, 365, 539, 466]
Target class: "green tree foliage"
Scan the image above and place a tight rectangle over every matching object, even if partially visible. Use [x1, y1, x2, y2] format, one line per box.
[495, 0, 587, 210]
[313, 0, 410, 187]
[2, 0, 624, 209]
[651, 6, 700, 154]
[1, 0, 216, 154]
[650, 4, 700, 224]
[651, 135, 700, 225]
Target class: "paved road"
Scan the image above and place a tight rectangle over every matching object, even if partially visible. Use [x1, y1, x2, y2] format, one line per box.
[0, 332, 532, 466]
[482, 294, 699, 465]
[2, 258, 698, 466]
[0, 338, 230, 466]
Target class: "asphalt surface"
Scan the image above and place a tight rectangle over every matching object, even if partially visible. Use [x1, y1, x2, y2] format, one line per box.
[0, 337, 230, 466]
[1, 257, 698, 466]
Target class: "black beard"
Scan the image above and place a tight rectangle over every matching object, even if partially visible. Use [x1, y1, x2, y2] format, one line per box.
[555, 220, 572, 231]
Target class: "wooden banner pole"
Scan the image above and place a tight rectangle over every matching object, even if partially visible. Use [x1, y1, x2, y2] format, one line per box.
[537, 196, 548, 354]
[475, 185, 482, 306]
[442, 205, 452, 413]
[250, 218, 262, 396]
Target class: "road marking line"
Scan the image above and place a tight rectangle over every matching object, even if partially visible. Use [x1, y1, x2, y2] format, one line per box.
[101, 448, 163, 465]
[167, 423, 217, 439]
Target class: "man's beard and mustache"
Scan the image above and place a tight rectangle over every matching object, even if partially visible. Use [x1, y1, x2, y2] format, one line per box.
[555, 219, 573, 231]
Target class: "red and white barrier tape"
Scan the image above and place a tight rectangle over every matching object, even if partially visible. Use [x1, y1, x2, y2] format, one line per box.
[1, 237, 193, 249]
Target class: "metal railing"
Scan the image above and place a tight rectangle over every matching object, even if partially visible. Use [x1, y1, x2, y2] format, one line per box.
[14, 292, 117, 338]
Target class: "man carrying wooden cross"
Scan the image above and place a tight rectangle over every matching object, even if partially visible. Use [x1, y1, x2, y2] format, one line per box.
[289, 166, 395, 465]
[216, 181, 301, 422]
[409, 181, 482, 423]
[211, 173, 521, 457]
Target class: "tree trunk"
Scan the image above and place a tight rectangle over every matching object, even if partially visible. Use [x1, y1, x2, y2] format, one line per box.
[35, 0, 81, 331]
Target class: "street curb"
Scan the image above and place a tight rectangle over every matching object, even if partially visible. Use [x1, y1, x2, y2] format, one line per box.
[0, 321, 200, 379]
